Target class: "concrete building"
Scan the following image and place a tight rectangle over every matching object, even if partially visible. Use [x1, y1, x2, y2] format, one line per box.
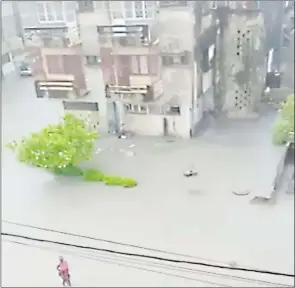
[76, 1, 281, 137]
[1, 1, 25, 77]
[17, 1, 88, 98]
[77, 1, 157, 65]
[213, 1, 267, 118]
[92, 1, 219, 138]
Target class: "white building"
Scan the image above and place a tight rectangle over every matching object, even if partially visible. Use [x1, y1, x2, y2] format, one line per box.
[1, 1, 25, 77]
[77, 1, 218, 138]
[77, 1, 157, 65]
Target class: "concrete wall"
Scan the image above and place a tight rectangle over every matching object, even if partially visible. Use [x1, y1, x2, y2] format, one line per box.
[157, 8, 194, 53]
[222, 13, 266, 116]
[124, 110, 190, 138]
[161, 68, 193, 105]
[78, 9, 110, 56]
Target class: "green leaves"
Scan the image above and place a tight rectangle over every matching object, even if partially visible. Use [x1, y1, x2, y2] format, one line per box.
[273, 94, 294, 145]
[8, 113, 98, 169]
[83, 169, 137, 188]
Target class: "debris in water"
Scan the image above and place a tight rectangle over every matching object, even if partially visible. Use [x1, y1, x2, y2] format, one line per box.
[232, 190, 250, 196]
[95, 148, 103, 154]
[125, 151, 135, 157]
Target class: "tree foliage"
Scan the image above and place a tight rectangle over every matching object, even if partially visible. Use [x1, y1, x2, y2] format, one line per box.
[273, 94, 294, 145]
[7, 114, 98, 170]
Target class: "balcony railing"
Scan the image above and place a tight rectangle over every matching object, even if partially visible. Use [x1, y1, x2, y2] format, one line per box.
[97, 24, 153, 47]
[24, 27, 71, 48]
[159, 1, 188, 8]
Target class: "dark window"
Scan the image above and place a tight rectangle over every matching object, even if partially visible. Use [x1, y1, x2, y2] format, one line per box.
[162, 52, 190, 66]
[85, 55, 99, 65]
[63, 101, 99, 111]
[78, 1, 94, 13]
[169, 106, 181, 115]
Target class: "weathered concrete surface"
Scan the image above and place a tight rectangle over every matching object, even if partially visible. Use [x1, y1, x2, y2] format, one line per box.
[2, 75, 294, 287]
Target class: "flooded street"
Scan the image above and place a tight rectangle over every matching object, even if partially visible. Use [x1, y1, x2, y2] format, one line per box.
[1, 73, 294, 287]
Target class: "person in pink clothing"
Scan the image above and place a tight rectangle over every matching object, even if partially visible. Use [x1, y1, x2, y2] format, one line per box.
[57, 256, 71, 286]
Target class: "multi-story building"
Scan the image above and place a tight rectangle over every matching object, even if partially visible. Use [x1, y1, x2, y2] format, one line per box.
[17, 1, 88, 98]
[77, 1, 157, 65]
[1, 1, 25, 77]
[76, 1, 270, 137]
[90, 1, 219, 137]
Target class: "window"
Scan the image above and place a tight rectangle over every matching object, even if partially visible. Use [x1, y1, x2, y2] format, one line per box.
[36, 2, 65, 22]
[170, 106, 181, 115]
[78, 1, 94, 12]
[36, 3, 46, 21]
[135, 1, 143, 18]
[162, 52, 190, 66]
[85, 56, 99, 65]
[110, 1, 154, 20]
[124, 104, 132, 112]
[164, 105, 181, 115]
[63, 101, 99, 111]
[140, 106, 147, 113]
[124, 104, 148, 114]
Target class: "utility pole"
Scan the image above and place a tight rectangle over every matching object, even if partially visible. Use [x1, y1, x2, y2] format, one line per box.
[274, 0, 285, 72]
[190, 1, 203, 137]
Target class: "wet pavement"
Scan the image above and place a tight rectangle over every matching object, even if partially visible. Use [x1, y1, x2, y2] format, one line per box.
[1, 73, 294, 287]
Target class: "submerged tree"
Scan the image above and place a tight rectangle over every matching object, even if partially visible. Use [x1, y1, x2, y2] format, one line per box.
[7, 114, 98, 172]
[273, 94, 294, 145]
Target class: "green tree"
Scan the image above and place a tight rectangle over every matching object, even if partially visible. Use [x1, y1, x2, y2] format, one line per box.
[273, 94, 294, 145]
[7, 114, 98, 172]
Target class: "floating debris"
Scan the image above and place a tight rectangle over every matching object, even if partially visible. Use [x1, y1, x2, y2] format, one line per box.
[129, 144, 135, 148]
[232, 190, 250, 196]
[125, 150, 135, 157]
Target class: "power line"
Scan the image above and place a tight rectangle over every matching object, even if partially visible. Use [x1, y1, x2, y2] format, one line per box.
[4, 239, 228, 287]
[4, 238, 290, 288]
[2, 232, 294, 278]
[2, 220, 234, 266]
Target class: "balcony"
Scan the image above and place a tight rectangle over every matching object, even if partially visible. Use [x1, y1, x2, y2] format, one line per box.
[23, 26, 76, 49]
[97, 25, 156, 48]
[105, 80, 163, 102]
[159, 1, 188, 8]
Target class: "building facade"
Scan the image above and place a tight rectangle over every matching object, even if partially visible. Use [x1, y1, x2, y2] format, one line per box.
[77, 1, 157, 65]
[91, 1, 219, 138]
[1, 1, 25, 77]
[76, 1, 272, 137]
[17, 1, 88, 98]
[212, 1, 267, 118]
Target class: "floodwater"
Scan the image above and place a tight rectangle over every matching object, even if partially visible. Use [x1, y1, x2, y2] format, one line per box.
[1, 72, 294, 287]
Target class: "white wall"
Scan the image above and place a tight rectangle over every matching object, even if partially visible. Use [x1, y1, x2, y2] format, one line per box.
[161, 68, 193, 105]
[124, 109, 191, 138]
[157, 9, 194, 53]
[78, 10, 110, 56]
